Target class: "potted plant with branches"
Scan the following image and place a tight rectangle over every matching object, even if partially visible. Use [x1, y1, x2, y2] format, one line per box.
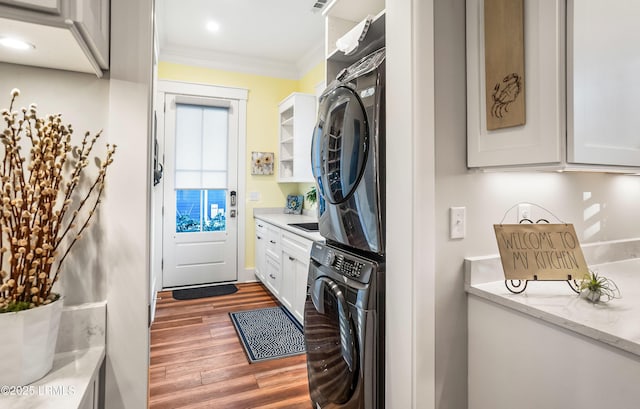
[0, 89, 115, 385]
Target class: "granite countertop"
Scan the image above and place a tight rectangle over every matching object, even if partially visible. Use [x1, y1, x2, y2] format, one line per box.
[254, 208, 324, 242]
[1, 347, 105, 408]
[465, 242, 640, 357]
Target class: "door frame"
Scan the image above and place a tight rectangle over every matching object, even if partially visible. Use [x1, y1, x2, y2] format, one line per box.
[154, 80, 248, 290]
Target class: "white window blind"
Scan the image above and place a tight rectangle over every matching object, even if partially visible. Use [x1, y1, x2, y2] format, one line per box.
[174, 103, 229, 189]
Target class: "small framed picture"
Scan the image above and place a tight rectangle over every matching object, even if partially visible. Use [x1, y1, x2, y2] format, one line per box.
[284, 195, 304, 215]
[251, 152, 274, 175]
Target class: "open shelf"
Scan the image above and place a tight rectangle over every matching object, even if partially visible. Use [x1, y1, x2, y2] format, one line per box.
[325, 8, 385, 82]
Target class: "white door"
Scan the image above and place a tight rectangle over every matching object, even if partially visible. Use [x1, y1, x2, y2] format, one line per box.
[162, 94, 238, 287]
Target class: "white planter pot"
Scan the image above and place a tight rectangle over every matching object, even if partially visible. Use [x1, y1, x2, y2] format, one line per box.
[0, 297, 63, 386]
[581, 289, 601, 303]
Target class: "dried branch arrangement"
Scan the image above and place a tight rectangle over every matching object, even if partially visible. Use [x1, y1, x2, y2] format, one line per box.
[0, 89, 115, 312]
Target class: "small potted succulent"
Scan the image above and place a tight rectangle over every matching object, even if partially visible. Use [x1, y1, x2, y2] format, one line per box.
[305, 185, 317, 208]
[579, 271, 620, 303]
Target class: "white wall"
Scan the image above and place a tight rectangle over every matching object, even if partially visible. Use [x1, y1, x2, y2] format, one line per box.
[0, 62, 110, 306]
[433, 1, 640, 408]
[386, 0, 436, 408]
[103, 0, 154, 408]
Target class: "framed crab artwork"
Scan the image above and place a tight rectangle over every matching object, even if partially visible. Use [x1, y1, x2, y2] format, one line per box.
[483, 0, 526, 130]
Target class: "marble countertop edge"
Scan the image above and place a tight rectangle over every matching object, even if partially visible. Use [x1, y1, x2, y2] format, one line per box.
[254, 210, 324, 242]
[467, 285, 640, 358]
[2, 346, 105, 408]
[465, 239, 640, 359]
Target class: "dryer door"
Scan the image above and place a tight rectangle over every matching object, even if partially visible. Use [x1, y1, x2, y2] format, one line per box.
[312, 86, 369, 205]
[304, 275, 360, 407]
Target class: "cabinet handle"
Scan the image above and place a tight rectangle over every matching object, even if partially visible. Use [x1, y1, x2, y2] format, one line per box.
[288, 256, 295, 261]
[269, 240, 276, 244]
[258, 224, 264, 228]
[257, 235, 262, 240]
[269, 274, 276, 279]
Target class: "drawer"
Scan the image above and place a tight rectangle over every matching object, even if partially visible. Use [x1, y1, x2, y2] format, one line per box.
[255, 219, 267, 235]
[265, 225, 281, 261]
[281, 230, 313, 261]
[265, 253, 281, 295]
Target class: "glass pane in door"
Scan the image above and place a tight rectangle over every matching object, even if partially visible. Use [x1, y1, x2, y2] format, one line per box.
[204, 189, 226, 232]
[176, 189, 227, 233]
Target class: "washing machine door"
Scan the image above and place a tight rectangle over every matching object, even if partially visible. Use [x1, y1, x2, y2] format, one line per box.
[305, 275, 360, 407]
[311, 85, 369, 205]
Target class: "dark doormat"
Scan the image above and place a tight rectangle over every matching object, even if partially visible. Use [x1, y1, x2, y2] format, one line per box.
[172, 284, 238, 300]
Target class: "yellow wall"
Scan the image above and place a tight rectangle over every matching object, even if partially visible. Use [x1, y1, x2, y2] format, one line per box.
[158, 61, 324, 270]
[297, 62, 325, 210]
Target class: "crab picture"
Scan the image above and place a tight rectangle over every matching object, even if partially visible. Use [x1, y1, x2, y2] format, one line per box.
[491, 72, 522, 119]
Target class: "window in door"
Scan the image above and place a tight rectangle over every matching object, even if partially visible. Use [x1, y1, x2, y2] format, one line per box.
[174, 103, 229, 234]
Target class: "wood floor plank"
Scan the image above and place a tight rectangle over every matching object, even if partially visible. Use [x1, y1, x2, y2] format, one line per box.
[149, 283, 312, 409]
[151, 331, 237, 359]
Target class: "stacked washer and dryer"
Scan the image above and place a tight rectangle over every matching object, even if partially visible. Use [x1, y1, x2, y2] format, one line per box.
[304, 46, 385, 409]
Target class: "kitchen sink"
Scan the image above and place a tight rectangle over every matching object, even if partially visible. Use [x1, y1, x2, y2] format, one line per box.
[287, 222, 319, 232]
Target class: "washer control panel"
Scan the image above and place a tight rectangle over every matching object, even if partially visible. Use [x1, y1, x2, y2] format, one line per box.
[332, 254, 365, 279]
[317, 245, 375, 284]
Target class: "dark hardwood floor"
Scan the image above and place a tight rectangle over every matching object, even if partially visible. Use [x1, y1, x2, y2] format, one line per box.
[149, 282, 313, 409]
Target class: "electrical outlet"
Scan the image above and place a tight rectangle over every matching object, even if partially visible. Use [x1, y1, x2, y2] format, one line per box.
[249, 192, 260, 201]
[450, 207, 466, 239]
[518, 204, 532, 222]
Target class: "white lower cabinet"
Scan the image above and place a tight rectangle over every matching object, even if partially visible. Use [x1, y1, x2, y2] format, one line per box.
[78, 376, 99, 409]
[254, 221, 267, 281]
[254, 219, 313, 325]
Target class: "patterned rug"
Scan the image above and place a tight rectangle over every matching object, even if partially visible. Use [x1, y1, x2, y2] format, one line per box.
[229, 306, 305, 363]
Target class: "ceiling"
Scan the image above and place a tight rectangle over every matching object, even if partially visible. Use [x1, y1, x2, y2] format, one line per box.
[156, 0, 326, 79]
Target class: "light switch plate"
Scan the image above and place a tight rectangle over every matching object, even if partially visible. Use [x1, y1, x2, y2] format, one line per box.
[249, 192, 260, 201]
[518, 203, 532, 222]
[450, 207, 466, 239]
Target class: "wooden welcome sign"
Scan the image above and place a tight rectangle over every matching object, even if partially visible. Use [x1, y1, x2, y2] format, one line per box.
[494, 224, 589, 281]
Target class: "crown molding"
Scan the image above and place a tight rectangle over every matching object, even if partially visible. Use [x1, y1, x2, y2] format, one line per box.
[296, 41, 325, 77]
[159, 44, 323, 80]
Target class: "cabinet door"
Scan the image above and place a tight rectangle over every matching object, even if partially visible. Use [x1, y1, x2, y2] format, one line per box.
[466, 0, 565, 168]
[281, 249, 309, 324]
[281, 231, 312, 323]
[292, 256, 309, 324]
[265, 254, 281, 296]
[254, 223, 266, 281]
[78, 377, 97, 409]
[0, 0, 60, 13]
[71, 0, 110, 69]
[281, 251, 295, 310]
[567, 0, 640, 167]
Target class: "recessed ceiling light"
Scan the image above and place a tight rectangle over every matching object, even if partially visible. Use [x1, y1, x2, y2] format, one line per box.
[206, 21, 220, 32]
[0, 37, 35, 51]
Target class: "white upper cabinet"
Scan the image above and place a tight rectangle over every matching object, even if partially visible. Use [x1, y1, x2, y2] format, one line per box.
[278, 93, 316, 183]
[467, 0, 640, 171]
[567, 0, 640, 167]
[0, 0, 109, 77]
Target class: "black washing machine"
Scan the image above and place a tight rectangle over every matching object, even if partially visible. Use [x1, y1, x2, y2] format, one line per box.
[304, 242, 384, 409]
